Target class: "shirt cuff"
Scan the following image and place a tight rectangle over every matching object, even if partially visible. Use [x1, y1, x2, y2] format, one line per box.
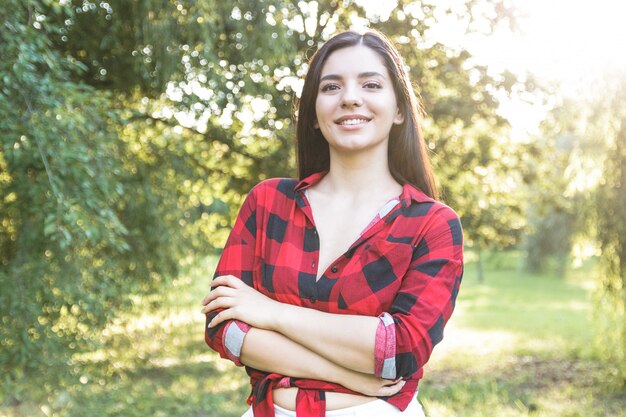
[374, 312, 397, 379]
[223, 320, 251, 366]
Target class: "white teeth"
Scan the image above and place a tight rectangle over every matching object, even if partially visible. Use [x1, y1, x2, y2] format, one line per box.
[339, 118, 369, 125]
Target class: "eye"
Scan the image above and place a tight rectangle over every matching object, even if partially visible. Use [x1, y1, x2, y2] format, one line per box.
[320, 83, 340, 92]
[363, 81, 382, 89]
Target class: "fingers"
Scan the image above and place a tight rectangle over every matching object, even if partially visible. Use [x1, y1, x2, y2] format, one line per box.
[210, 275, 244, 289]
[378, 379, 405, 396]
[346, 374, 407, 397]
[200, 287, 237, 313]
[207, 308, 236, 328]
[201, 283, 237, 305]
[201, 295, 235, 315]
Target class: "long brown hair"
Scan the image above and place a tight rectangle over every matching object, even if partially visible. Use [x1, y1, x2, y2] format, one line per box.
[295, 29, 438, 199]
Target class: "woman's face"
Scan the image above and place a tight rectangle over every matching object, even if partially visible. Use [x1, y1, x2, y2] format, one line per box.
[314, 45, 404, 156]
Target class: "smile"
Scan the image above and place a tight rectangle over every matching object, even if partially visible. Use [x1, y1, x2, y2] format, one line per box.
[336, 118, 371, 125]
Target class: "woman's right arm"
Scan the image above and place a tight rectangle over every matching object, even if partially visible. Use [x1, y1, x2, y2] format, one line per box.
[240, 327, 405, 397]
[204, 187, 258, 366]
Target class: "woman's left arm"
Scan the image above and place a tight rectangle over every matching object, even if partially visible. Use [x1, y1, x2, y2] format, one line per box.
[203, 206, 463, 378]
[203, 277, 380, 373]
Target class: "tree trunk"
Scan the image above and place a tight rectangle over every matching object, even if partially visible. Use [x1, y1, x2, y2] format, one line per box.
[476, 242, 485, 283]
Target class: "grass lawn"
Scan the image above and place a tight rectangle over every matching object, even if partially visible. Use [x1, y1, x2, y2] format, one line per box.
[2, 253, 624, 416]
[420, 252, 625, 417]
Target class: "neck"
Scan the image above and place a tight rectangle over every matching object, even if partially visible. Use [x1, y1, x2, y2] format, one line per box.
[322, 148, 401, 196]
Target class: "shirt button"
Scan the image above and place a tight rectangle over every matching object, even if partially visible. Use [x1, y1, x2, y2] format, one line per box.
[331, 266, 338, 273]
[309, 296, 317, 303]
[311, 261, 316, 269]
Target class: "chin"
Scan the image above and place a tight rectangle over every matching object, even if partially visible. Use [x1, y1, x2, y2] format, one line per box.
[331, 141, 386, 154]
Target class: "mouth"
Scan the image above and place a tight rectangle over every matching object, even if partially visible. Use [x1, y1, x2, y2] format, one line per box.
[335, 115, 372, 126]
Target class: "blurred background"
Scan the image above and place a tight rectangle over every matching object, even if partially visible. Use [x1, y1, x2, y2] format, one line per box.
[0, 1, 624, 416]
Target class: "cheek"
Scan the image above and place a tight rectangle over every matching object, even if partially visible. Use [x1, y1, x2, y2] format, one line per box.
[315, 97, 327, 114]
[315, 100, 333, 124]
[314, 101, 322, 123]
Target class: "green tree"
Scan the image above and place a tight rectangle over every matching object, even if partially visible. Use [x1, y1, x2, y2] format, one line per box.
[591, 75, 626, 387]
[525, 76, 626, 386]
[0, 0, 192, 400]
[522, 100, 587, 277]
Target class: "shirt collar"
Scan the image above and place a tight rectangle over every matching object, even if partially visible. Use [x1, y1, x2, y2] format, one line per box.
[399, 181, 434, 205]
[295, 171, 435, 205]
[294, 171, 327, 192]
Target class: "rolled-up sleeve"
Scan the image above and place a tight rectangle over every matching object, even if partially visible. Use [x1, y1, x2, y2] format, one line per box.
[204, 187, 259, 366]
[373, 207, 464, 379]
[374, 312, 396, 379]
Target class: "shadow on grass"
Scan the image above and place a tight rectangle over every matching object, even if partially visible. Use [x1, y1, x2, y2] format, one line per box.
[418, 254, 626, 416]
[64, 358, 250, 417]
[421, 355, 626, 417]
[0, 259, 253, 417]
[453, 265, 595, 355]
[57, 290, 252, 417]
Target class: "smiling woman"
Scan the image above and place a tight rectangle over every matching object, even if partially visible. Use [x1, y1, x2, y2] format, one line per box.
[314, 46, 404, 157]
[201, 29, 464, 417]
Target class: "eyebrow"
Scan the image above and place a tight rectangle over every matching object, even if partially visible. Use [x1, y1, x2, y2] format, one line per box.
[320, 71, 386, 82]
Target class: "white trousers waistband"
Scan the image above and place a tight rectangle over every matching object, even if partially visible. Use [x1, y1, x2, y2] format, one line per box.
[242, 398, 425, 417]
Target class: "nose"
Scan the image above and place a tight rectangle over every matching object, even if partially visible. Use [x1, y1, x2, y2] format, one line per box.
[341, 84, 363, 108]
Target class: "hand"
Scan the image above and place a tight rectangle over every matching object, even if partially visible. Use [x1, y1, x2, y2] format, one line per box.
[337, 370, 406, 397]
[201, 275, 283, 329]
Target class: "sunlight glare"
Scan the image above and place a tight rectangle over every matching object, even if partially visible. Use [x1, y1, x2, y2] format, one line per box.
[467, 0, 626, 87]
[357, 0, 626, 140]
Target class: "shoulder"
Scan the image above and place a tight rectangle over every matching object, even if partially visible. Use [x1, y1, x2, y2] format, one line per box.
[418, 201, 463, 250]
[394, 185, 463, 243]
[242, 178, 299, 214]
[427, 201, 463, 243]
[249, 178, 299, 200]
[427, 200, 461, 224]
[400, 184, 461, 223]
[240, 178, 299, 223]
[404, 199, 461, 228]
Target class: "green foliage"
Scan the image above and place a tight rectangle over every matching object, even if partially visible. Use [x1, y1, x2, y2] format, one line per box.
[521, 102, 585, 276]
[590, 76, 626, 387]
[1, 0, 124, 390]
[524, 76, 626, 387]
[0, 0, 193, 400]
[524, 206, 576, 276]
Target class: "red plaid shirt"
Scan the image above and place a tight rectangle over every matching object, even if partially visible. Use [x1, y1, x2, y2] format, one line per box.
[205, 172, 464, 416]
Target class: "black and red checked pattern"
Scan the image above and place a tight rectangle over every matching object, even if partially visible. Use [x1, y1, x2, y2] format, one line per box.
[205, 172, 464, 417]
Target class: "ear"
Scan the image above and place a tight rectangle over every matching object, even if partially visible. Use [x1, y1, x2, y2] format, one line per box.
[393, 107, 404, 125]
[313, 119, 320, 129]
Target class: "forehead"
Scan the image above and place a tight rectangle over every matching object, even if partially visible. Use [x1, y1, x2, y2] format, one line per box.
[320, 45, 389, 77]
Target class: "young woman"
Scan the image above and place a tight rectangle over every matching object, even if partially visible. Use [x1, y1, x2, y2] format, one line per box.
[201, 29, 464, 417]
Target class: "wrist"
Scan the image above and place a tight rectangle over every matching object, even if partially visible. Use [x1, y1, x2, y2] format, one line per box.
[270, 301, 298, 337]
[268, 299, 292, 331]
[331, 365, 356, 387]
